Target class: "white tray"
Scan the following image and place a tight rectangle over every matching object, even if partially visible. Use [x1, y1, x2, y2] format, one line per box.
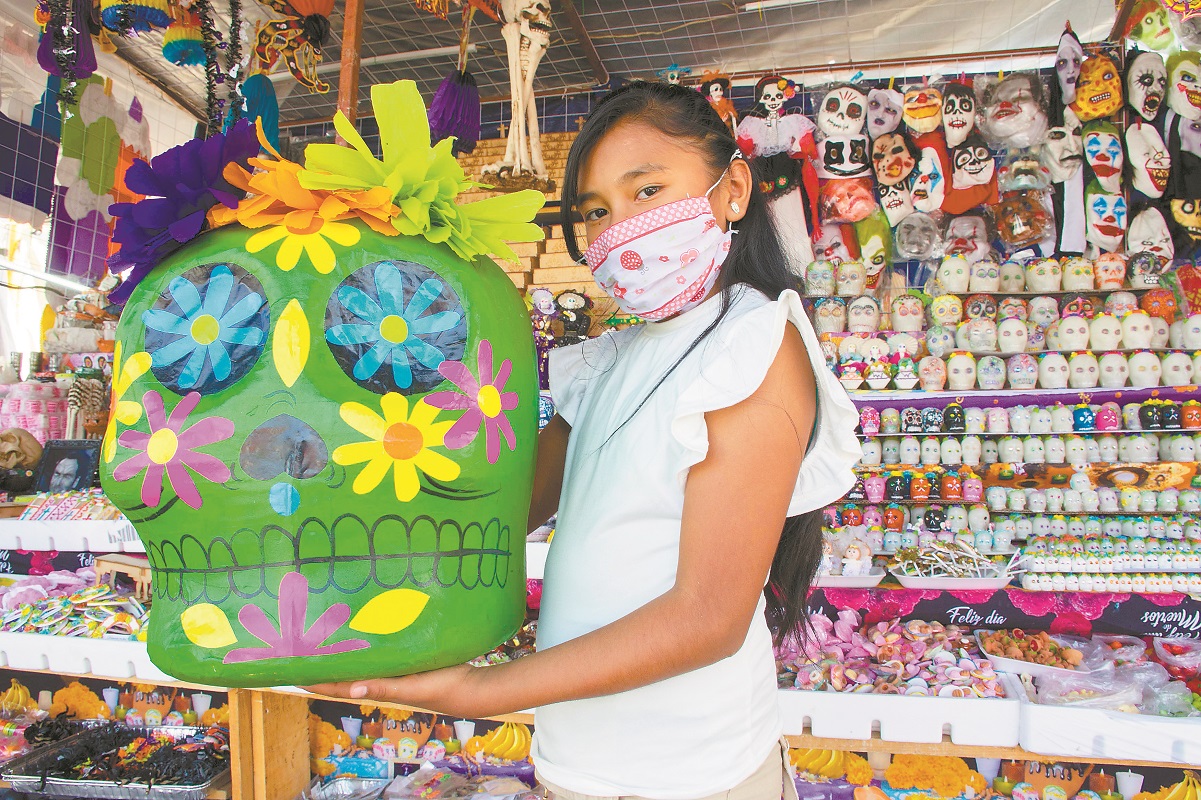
[1013, 675, 1201, 764]
[814, 567, 886, 588]
[779, 683, 1020, 746]
[888, 570, 1013, 590]
[0, 630, 174, 682]
[974, 631, 1091, 679]
[0, 519, 144, 553]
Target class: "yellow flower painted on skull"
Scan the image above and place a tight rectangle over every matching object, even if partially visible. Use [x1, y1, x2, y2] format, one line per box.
[333, 393, 459, 502]
[104, 342, 152, 463]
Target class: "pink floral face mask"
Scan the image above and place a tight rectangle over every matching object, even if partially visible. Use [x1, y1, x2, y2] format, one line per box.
[584, 163, 736, 322]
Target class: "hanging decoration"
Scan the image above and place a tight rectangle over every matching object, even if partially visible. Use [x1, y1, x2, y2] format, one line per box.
[194, 0, 225, 132]
[161, 8, 205, 66]
[99, 0, 170, 34]
[37, 0, 97, 105]
[254, 0, 335, 94]
[427, 0, 500, 156]
[238, 72, 280, 150]
[227, 0, 244, 123]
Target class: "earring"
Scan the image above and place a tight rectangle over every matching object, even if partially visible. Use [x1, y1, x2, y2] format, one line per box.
[730, 201, 740, 213]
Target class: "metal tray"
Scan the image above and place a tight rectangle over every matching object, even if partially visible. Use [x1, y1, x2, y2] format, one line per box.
[299, 777, 391, 800]
[2, 724, 229, 800]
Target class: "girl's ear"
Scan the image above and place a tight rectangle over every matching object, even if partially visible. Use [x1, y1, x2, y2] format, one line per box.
[723, 156, 753, 224]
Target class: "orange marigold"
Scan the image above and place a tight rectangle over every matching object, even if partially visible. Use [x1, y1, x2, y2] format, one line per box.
[845, 753, 873, 786]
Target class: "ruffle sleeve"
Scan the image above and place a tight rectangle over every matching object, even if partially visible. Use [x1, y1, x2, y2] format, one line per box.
[548, 330, 632, 427]
[670, 289, 860, 516]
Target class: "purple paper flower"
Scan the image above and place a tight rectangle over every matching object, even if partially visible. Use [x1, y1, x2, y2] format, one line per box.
[224, 573, 369, 663]
[424, 339, 519, 464]
[107, 119, 259, 304]
[113, 390, 234, 509]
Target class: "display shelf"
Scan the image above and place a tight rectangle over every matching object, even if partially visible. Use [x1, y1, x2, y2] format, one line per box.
[0, 518, 144, 553]
[850, 385, 1195, 407]
[0, 631, 197, 686]
[858, 429, 1183, 438]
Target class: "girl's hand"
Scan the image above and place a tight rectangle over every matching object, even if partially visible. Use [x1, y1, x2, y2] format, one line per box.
[304, 663, 499, 720]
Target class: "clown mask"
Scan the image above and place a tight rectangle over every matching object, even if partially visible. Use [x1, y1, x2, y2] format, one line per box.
[1041, 107, 1084, 183]
[997, 149, 1050, 193]
[944, 214, 991, 263]
[1056, 27, 1085, 103]
[910, 144, 947, 212]
[894, 211, 940, 260]
[950, 134, 995, 188]
[878, 180, 915, 227]
[867, 88, 904, 138]
[818, 85, 868, 138]
[854, 209, 892, 287]
[979, 73, 1048, 148]
[926, 324, 955, 358]
[1085, 182, 1128, 253]
[1082, 121, 1124, 194]
[1071, 55, 1124, 121]
[871, 132, 918, 186]
[942, 83, 977, 148]
[903, 86, 943, 135]
[1125, 122, 1170, 198]
[1127, 207, 1175, 263]
[814, 223, 855, 265]
[1127, 51, 1167, 122]
[1168, 51, 1201, 121]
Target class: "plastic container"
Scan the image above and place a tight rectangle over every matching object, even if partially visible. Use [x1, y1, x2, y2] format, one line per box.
[974, 631, 1092, 680]
[889, 570, 1013, 590]
[814, 567, 887, 588]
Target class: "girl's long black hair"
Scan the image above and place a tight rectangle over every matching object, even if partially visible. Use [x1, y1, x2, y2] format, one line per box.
[559, 80, 823, 648]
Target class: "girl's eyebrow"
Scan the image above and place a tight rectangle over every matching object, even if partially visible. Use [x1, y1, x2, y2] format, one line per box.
[576, 163, 668, 208]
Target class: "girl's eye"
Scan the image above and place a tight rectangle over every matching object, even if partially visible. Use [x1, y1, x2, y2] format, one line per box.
[583, 207, 607, 222]
[636, 185, 661, 201]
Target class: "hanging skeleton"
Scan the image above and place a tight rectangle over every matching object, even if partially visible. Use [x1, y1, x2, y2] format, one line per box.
[254, 0, 334, 94]
[482, 0, 552, 187]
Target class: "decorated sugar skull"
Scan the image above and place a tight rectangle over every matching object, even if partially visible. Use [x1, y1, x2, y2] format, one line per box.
[836, 261, 867, 296]
[945, 351, 976, 391]
[925, 324, 955, 359]
[1050, 403, 1074, 433]
[930, 294, 964, 328]
[805, 261, 836, 295]
[997, 317, 1028, 356]
[1121, 310, 1155, 349]
[1007, 353, 1038, 389]
[961, 437, 982, 467]
[920, 406, 943, 433]
[1142, 288, 1179, 324]
[818, 84, 868, 137]
[1129, 350, 1163, 387]
[934, 255, 970, 294]
[1068, 352, 1099, 389]
[986, 407, 1009, 433]
[1093, 254, 1126, 290]
[1162, 351, 1194, 386]
[963, 318, 998, 353]
[918, 356, 946, 392]
[99, 85, 541, 686]
[965, 261, 1000, 294]
[1057, 315, 1090, 350]
[846, 296, 881, 333]
[1105, 290, 1138, 317]
[918, 436, 940, 466]
[888, 295, 924, 333]
[813, 298, 847, 334]
[976, 355, 1006, 390]
[1060, 258, 1095, 292]
[1099, 352, 1129, 388]
[1170, 434, 1197, 461]
[964, 294, 998, 322]
[1030, 406, 1053, 434]
[1038, 353, 1070, 389]
[997, 261, 1025, 293]
[1151, 317, 1170, 348]
[1088, 313, 1121, 350]
[1026, 259, 1062, 293]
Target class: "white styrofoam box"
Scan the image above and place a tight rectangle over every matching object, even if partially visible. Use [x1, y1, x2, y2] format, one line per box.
[0, 631, 173, 682]
[526, 542, 549, 580]
[778, 685, 1021, 746]
[0, 519, 144, 553]
[1014, 674, 1201, 764]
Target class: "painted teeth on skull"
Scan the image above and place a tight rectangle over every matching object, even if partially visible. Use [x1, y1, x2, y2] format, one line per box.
[144, 514, 512, 604]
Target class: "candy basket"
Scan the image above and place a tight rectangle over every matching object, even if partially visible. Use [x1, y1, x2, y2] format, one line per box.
[1, 724, 229, 800]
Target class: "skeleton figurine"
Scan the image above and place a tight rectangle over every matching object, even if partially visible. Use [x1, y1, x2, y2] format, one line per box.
[483, 0, 553, 185]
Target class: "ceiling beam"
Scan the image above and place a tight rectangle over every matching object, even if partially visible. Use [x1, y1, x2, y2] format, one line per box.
[559, 0, 607, 85]
[336, 0, 366, 131]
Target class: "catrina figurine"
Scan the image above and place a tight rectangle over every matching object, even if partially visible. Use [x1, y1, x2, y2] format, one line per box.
[699, 71, 739, 134]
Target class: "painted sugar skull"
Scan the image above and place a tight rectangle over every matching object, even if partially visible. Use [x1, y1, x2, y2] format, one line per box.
[847, 295, 881, 333]
[805, 260, 836, 295]
[999, 261, 1025, 292]
[891, 294, 925, 333]
[1061, 258, 1095, 292]
[1058, 314, 1091, 350]
[969, 260, 1001, 293]
[964, 294, 998, 321]
[1007, 353, 1038, 389]
[918, 356, 946, 391]
[936, 255, 971, 293]
[1039, 353, 1070, 389]
[946, 351, 977, 391]
[930, 294, 964, 328]
[1105, 290, 1138, 317]
[977, 355, 1006, 389]
[1089, 313, 1121, 350]
[998, 297, 1028, 322]
[813, 297, 847, 334]
[925, 324, 955, 358]
[1094, 253, 1126, 290]
[836, 260, 867, 296]
[100, 85, 540, 686]
[1026, 259, 1062, 294]
[997, 317, 1028, 355]
[1069, 351, 1100, 389]
[1142, 288, 1179, 323]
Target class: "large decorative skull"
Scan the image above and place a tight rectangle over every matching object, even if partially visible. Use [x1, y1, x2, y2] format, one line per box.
[0, 428, 42, 470]
[100, 87, 539, 686]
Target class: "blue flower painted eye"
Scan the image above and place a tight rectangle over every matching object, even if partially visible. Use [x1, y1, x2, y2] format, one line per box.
[325, 260, 467, 395]
[142, 263, 269, 396]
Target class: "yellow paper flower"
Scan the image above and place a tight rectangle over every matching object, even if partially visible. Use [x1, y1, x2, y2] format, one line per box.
[333, 392, 459, 502]
[104, 342, 152, 463]
[245, 217, 360, 273]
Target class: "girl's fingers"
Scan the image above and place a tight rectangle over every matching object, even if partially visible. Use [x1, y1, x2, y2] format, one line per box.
[301, 682, 375, 700]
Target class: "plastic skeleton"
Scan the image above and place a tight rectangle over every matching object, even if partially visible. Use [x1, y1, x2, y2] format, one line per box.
[484, 0, 552, 181]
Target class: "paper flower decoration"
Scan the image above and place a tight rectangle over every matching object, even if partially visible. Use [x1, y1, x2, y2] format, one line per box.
[297, 80, 545, 264]
[107, 119, 259, 304]
[161, 11, 205, 66]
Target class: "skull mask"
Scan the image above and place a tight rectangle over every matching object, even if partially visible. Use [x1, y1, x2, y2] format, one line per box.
[1127, 51, 1168, 122]
[866, 88, 904, 138]
[878, 181, 915, 227]
[818, 84, 868, 137]
[950, 134, 995, 189]
[942, 82, 977, 148]
[0, 429, 42, 470]
[903, 86, 944, 135]
[99, 94, 538, 687]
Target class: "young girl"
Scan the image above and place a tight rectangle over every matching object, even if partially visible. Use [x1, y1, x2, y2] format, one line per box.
[310, 81, 860, 800]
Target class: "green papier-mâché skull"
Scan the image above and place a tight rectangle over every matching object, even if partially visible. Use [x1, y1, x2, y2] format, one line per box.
[100, 81, 544, 687]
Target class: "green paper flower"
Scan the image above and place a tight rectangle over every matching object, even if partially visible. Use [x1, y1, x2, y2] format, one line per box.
[298, 81, 545, 264]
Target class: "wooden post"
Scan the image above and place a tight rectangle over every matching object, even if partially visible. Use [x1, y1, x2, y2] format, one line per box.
[227, 690, 256, 800]
[248, 690, 311, 800]
[336, 0, 366, 141]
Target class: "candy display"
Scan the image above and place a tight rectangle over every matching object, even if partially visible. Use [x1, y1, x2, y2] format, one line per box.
[888, 541, 1020, 581]
[0, 575, 148, 639]
[978, 629, 1086, 671]
[17, 489, 126, 521]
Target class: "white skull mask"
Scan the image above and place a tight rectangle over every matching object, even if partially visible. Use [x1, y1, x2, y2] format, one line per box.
[1068, 352, 1100, 388]
[999, 261, 1025, 292]
[836, 260, 867, 296]
[942, 83, 977, 148]
[946, 352, 977, 390]
[878, 181, 914, 227]
[1089, 313, 1121, 349]
[969, 260, 1000, 292]
[1125, 122, 1170, 198]
[1041, 107, 1083, 183]
[1099, 352, 1129, 388]
[818, 85, 868, 137]
[1161, 352, 1194, 386]
[1094, 254, 1126, 290]
[866, 88, 904, 138]
[1056, 28, 1084, 104]
[1122, 310, 1155, 349]
[1129, 350, 1162, 387]
[847, 296, 881, 333]
[1039, 353, 1070, 389]
[997, 317, 1028, 355]
[1128, 51, 1168, 122]
[1126, 207, 1174, 263]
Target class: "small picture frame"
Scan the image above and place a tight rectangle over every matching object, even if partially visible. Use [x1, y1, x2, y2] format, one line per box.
[34, 440, 101, 493]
